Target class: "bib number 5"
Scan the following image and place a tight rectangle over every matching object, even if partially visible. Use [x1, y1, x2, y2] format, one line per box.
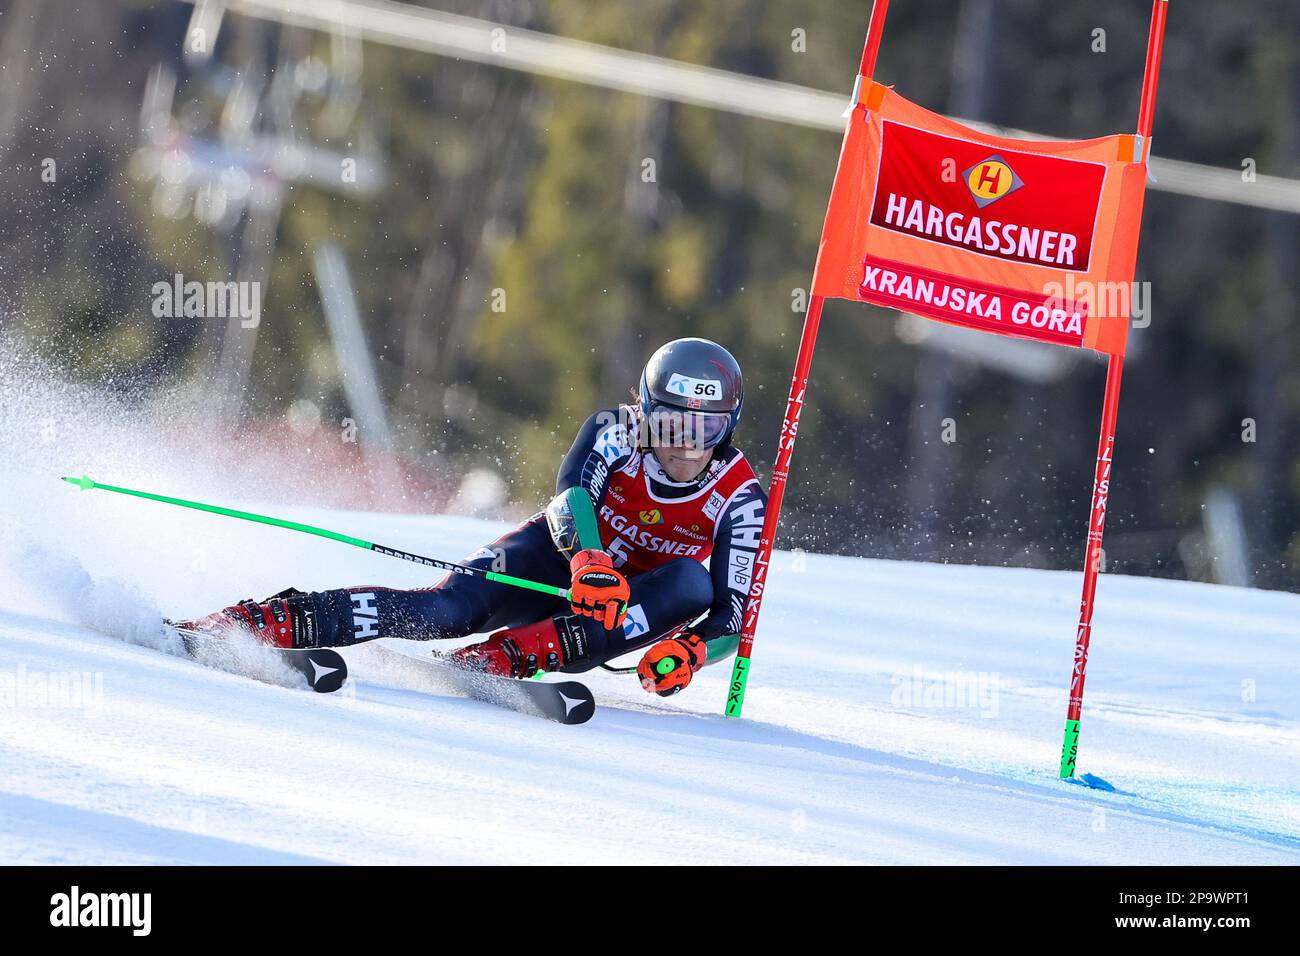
[606, 536, 632, 569]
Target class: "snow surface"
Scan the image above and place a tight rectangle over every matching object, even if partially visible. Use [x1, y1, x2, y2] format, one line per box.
[2, 491, 1298, 865]
[1, 354, 1297, 864]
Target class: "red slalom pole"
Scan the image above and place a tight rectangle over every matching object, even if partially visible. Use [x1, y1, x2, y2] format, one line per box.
[858, 0, 891, 76]
[1136, 0, 1169, 142]
[1059, 354, 1124, 777]
[725, 294, 826, 716]
[725, 0, 891, 719]
[1059, 0, 1167, 779]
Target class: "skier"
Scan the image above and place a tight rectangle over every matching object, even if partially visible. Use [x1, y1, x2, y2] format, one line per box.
[179, 338, 766, 696]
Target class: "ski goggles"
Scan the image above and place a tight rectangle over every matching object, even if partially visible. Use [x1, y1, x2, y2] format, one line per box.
[642, 401, 733, 450]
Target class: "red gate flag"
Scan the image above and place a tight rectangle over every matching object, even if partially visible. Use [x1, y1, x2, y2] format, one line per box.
[726, 0, 1168, 787]
[811, 81, 1150, 356]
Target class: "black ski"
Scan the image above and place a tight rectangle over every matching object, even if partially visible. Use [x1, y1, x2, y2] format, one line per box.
[167, 623, 348, 693]
[368, 645, 595, 724]
[269, 646, 348, 693]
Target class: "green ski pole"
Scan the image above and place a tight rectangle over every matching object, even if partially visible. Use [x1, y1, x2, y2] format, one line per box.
[62, 475, 571, 601]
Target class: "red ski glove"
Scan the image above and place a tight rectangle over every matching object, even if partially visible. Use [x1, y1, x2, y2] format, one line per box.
[637, 631, 707, 696]
[568, 549, 629, 630]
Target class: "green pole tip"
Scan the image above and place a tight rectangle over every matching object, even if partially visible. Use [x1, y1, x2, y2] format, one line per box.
[62, 475, 95, 490]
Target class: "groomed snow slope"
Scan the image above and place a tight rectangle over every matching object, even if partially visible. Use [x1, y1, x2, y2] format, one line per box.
[2, 481, 1297, 865]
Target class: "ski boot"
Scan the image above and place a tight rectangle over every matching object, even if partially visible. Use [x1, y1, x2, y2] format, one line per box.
[172, 587, 321, 650]
[450, 614, 591, 678]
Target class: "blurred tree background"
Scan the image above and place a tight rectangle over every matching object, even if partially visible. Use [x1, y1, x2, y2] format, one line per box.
[0, 0, 1296, 589]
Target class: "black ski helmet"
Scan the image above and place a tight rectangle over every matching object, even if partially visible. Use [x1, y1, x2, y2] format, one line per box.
[638, 337, 744, 451]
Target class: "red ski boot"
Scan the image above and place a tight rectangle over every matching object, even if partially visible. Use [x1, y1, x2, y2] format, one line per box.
[173, 588, 320, 650]
[450, 614, 591, 678]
